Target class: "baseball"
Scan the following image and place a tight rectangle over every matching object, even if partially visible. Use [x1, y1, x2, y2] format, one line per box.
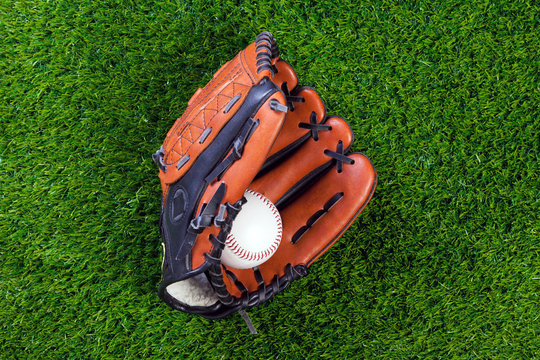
[221, 189, 282, 269]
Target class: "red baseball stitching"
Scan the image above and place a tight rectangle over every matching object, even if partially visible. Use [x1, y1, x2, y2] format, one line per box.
[225, 190, 282, 262]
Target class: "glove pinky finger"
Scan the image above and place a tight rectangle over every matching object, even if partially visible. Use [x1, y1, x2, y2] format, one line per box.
[268, 152, 376, 269]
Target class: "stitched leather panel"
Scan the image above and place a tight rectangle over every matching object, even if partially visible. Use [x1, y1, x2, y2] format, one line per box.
[159, 41, 274, 193]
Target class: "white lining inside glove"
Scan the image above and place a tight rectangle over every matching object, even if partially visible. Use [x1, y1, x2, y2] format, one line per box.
[166, 273, 219, 307]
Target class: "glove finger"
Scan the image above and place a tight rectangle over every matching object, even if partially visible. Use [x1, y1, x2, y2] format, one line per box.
[264, 87, 326, 166]
[272, 59, 298, 93]
[223, 152, 376, 296]
[249, 116, 352, 205]
[277, 152, 376, 265]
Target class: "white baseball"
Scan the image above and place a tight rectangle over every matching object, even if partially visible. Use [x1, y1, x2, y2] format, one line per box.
[221, 189, 282, 269]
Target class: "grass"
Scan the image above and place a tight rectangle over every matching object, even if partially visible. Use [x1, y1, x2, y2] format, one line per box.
[1, 0, 538, 358]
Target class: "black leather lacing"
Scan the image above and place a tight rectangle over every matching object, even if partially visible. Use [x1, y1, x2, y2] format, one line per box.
[269, 99, 288, 113]
[281, 82, 305, 111]
[205, 198, 246, 306]
[152, 145, 166, 172]
[248, 264, 306, 307]
[255, 32, 278, 76]
[207, 260, 308, 310]
[204, 118, 259, 184]
[189, 183, 227, 232]
[223, 269, 249, 306]
[253, 267, 268, 304]
[324, 140, 355, 173]
[298, 111, 332, 141]
[291, 192, 344, 244]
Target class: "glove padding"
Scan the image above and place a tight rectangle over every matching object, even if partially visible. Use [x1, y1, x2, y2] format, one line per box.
[153, 32, 377, 319]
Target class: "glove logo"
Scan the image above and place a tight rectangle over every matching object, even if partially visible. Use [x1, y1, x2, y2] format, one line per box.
[171, 187, 188, 223]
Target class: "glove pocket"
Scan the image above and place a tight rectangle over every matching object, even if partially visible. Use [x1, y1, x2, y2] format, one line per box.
[218, 117, 375, 297]
[222, 151, 376, 298]
[264, 87, 327, 166]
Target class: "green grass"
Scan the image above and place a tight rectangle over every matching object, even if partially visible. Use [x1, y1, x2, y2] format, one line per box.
[1, 0, 539, 358]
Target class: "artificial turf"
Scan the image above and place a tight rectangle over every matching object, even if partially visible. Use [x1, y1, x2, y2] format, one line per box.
[1, 0, 538, 358]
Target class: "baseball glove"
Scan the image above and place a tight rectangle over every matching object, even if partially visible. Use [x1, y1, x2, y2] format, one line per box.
[152, 32, 377, 322]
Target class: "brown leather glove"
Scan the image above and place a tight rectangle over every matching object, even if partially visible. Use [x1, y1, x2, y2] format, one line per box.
[153, 32, 377, 320]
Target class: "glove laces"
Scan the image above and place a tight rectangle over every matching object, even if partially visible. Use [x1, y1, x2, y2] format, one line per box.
[324, 140, 355, 173]
[298, 111, 332, 141]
